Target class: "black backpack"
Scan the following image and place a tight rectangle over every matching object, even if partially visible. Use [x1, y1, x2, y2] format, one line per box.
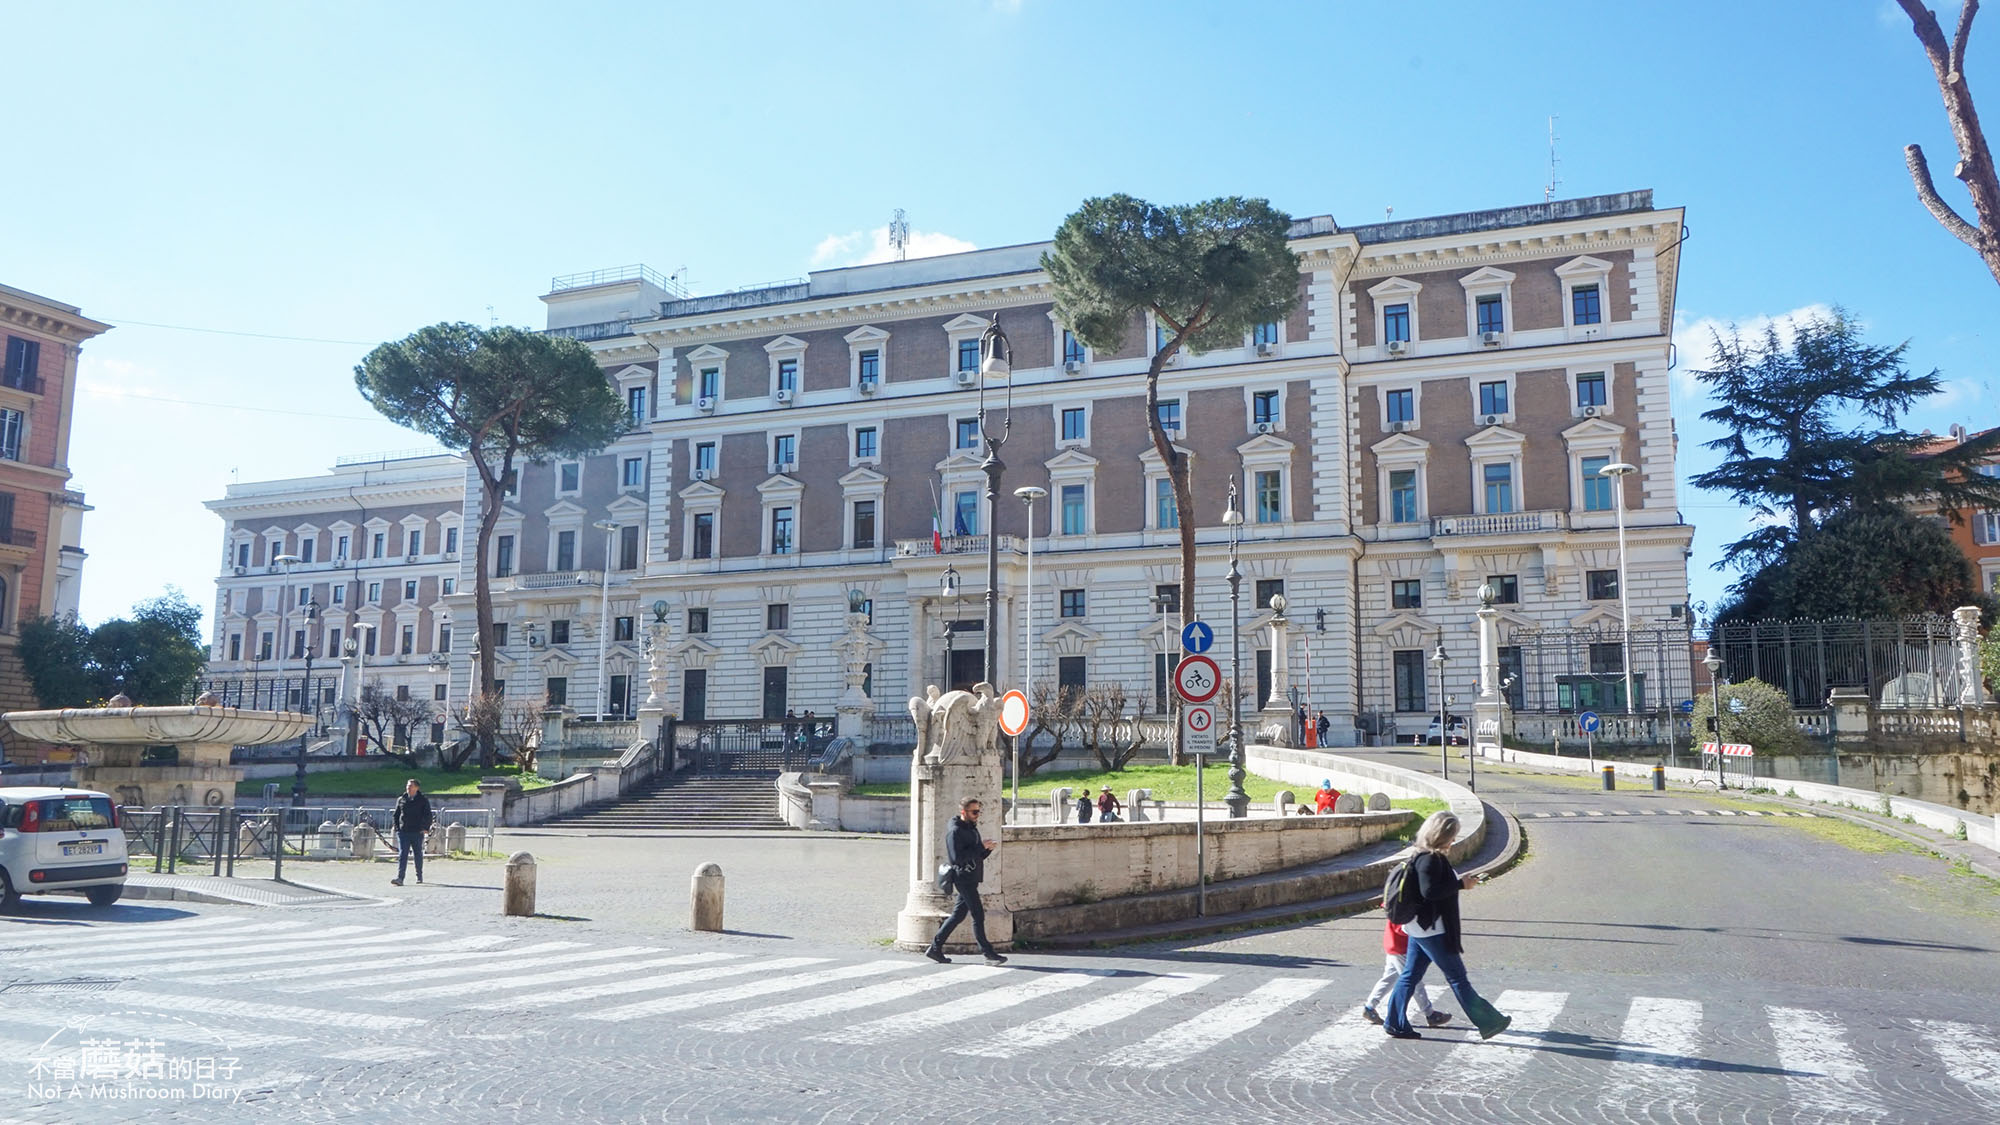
[1382, 857, 1422, 925]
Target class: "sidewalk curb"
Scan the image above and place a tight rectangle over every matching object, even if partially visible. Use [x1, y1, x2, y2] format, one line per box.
[1745, 792, 2000, 883]
[123, 876, 388, 909]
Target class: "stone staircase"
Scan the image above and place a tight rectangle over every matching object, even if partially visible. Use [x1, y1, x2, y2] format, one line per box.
[541, 774, 789, 831]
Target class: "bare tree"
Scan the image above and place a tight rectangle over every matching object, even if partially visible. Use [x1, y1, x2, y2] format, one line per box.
[1900, 1, 2000, 287]
[1020, 681, 1083, 777]
[1079, 683, 1148, 771]
[355, 680, 436, 767]
[450, 694, 543, 772]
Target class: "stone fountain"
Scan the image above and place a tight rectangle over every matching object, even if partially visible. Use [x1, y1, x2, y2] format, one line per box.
[3, 693, 314, 808]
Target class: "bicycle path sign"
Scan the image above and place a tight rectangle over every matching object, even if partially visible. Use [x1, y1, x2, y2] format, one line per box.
[1173, 654, 1221, 703]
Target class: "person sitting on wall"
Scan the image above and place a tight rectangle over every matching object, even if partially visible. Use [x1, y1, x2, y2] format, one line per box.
[1315, 780, 1341, 814]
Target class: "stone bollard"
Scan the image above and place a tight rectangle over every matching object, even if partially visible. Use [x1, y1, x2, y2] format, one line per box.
[691, 862, 725, 932]
[1651, 765, 1667, 791]
[1127, 789, 1151, 823]
[1052, 787, 1073, 824]
[315, 820, 338, 854]
[446, 823, 467, 853]
[1367, 792, 1391, 811]
[1334, 793, 1364, 814]
[351, 823, 377, 860]
[1602, 765, 1617, 791]
[426, 825, 446, 856]
[1274, 790, 1296, 817]
[503, 851, 537, 916]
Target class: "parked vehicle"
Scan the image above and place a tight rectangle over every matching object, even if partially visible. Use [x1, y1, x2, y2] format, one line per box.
[0, 788, 129, 908]
[1424, 716, 1469, 745]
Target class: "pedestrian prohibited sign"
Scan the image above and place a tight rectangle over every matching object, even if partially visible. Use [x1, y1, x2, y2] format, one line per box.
[998, 690, 1030, 737]
[1180, 621, 1214, 655]
[1173, 654, 1221, 703]
[1181, 702, 1217, 756]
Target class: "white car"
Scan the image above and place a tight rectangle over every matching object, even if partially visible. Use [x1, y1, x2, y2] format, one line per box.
[0, 787, 129, 908]
[1424, 716, 1470, 745]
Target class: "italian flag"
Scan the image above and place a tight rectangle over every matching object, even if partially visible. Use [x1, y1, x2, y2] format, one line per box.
[931, 482, 945, 553]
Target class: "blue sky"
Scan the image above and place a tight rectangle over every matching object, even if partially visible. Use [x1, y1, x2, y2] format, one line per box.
[10, 0, 1994, 628]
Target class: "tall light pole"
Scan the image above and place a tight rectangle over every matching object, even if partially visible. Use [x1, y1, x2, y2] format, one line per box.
[1703, 650, 1725, 789]
[1602, 461, 1638, 716]
[275, 553, 301, 712]
[977, 318, 1014, 690]
[940, 565, 960, 689]
[292, 597, 319, 806]
[1430, 635, 1450, 780]
[1013, 484, 1046, 827]
[1223, 477, 1249, 818]
[593, 519, 619, 719]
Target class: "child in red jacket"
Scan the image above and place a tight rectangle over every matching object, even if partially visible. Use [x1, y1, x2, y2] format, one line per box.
[1362, 916, 1453, 1027]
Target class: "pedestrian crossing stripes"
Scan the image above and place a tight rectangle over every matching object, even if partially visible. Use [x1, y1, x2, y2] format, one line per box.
[5, 912, 2000, 1114]
[1520, 808, 1819, 818]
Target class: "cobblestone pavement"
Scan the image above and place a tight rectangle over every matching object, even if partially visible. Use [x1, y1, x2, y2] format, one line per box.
[1, 763, 1997, 1122]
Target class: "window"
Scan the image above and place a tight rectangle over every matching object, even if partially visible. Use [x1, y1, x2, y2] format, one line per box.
[1572, 284, 1602, 326]
[402, 579, 417, 600]
[441, 578, 454, 595]
[1058, 656, 1087, 700]
[293, 629, 307, 659]
[445, 527, 458, 554]
[1589, 642, 1624, 674]
[1061, 330, 1085, 365]
[259, 632, 274, 660]
[300, 537, 315, 563]
[687, 608, 709, 633]
[496, 535, 514, 577]
[0, 408, 23, 461]
[1587, 569, 1620, 600]
[955, 418, 980, 450]
[1393, 650, 1427, 712]
[854, 427, 877, 460]
[400, 625, 415, 655]
[775, 358, 798, 394]
[362, 628, 377, 656]
[1977, 510, 2000, 546]
[1383, 303, 1411, 343]
[1254, 470, 1283, 523]
[683, 669, 708, 721]
[493, 623, 509, 648]
[1253, 321, 1281, 348]
[367, 581, 382, 603]
[1385, 389, 1414, 425]
[1581, 455, 1612, 511]
[1059, 589, 1086, 617]
[1391, 579, 1422, 609]
[550, 619, 570, 646]
[1255, 579, 1285, 608]
[229, 634, 242, 661]
[332, 586, 346, 605]
[438, 625, 451, 652]
[1060, 407, 1087, 442]
[236, 543, 250, 568]
[767, 604, 789, 631]
[857, 349, 880, 383]
[1478, 381, 1509, 416]
[1252, 390, 1279, 427]
[773, 434, 796, 469]
[627, 385, 647, 424]
[957, 338, 980, 374]
[617, 524, 639, 570]
[1482, 463, 1515, 514]
[558, 462, 581, 493]
[770, 507, 795, 555]
[297, 586, 311, 607]
[694, 442, 717, 476]
[1487, 574, 1520, 604]
[372, 533, 386, 559]
[1156, 399, 1182, 434]
[698, 367, 720, 399]
[3, 337, 38, 390]
[692, 512, 714, 559]
[493, 680, 506, 697]
[555, 529, 576, 572]
[434, 683, 448, 702]
[1155, 478, 1178, 529]
[1060, 484, 1087, 535]
[1154, 321, 1172, 355]
[1576, 372, 1607, 408]
[852, 500, 877, 549]
[761, 667, 787, 719]
[1153, 583, 1181, 615]
[546, 677, 568, 707]
[1476, 294, 1505, 335]
[1388, 469, 1420, 523]
[954, 491, 979, 537]
[614, 616, 634, 641]
[622, 457, 644, 487]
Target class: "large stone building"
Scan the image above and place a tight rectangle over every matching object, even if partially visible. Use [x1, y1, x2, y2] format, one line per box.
[0, 285, 106, 712]
[440, 191, 1694, 742]
[1914, 424, 2000, 597]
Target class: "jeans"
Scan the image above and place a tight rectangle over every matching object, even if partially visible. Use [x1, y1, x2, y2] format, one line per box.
[1383, 932, 1505, 1035]
[396, 830, 425, 883]
[1366, 953, 1436, 1017]
[928, 880, 995, 955]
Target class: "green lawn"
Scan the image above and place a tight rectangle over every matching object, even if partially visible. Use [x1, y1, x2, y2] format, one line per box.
[235, 764, 550, 799]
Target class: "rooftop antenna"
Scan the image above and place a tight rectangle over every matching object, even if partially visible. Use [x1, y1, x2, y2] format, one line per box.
[1384, 206, 1393, 221]
[1544, 115, 1562, 202]
[486, 304, 498, 327]
[888, 208, 910, 261]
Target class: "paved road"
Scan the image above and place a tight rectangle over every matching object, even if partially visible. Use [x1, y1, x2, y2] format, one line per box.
[1, 760, 1996, 1123]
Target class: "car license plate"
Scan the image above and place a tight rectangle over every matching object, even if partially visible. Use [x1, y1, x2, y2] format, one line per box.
[62, 842, 103, 857]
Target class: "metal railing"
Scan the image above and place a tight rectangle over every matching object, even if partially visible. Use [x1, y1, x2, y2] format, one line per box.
[894, 533, 1023, 558]
[671, 718, 834, 774]
[333, 446, 456, 466]
[549, 264, 688, 296]
[1712, 614, 1967, 709]
[0, 526, 38, 547]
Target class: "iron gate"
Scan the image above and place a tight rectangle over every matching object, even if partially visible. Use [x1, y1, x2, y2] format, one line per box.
[673, 719, 832, 774]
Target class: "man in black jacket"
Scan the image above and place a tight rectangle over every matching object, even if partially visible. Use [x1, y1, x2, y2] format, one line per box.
[390, 779, 434, 886]
[923, 797, 1007, 965]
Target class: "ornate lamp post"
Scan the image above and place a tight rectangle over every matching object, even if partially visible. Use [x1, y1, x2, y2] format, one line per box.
[940, 565, 960, 689]
[1430, 635, 1449, 780]
[1223, 478, 1249, 818]
[1703, 650, 1725, 789]
[593, 518, 619, 720]
[292, 596, 320, 806]
[1012, 485, 1045, 826]
[977, 318, 1014, 690]
[1601, 461, 1639, 715]
[275, 552, 301, 711]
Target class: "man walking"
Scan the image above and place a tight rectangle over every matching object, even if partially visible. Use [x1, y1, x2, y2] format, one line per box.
[390, 778, 434, 886]
[924, 797, 1008, 965]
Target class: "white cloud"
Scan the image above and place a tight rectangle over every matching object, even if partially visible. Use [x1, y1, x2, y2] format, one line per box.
[76, 355, 164, 404]
[1669, 303, 1838, 402]
[1931, 377, 1989, 411]
[810, 226, 978, 269]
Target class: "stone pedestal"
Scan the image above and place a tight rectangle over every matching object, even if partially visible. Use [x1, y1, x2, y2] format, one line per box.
[1955, 605, 1986, 707]
[894, 683, 1012, 953]
[1473, 603, 1508, 754]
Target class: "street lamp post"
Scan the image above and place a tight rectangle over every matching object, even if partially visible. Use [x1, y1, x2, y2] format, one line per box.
[1013, 484, 1045, 828]
[275, 553, 301, 711]
[1223, 478, 1249, 818]
[1703, 650, 1725, 789]
[1602, 461, 1639, 716]
[940, 565, 960, 689]
[977, 319, 1014, 692]
[293, 597, 319, 805]
[593, 519, 619, 720]
[1430, 635, 1449, 781]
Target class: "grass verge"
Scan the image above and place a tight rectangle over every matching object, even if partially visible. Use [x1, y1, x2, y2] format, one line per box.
[235, 764, 550, 799]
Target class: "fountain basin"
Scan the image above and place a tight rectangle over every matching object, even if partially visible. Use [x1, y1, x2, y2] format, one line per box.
[3, 705, 314, 808]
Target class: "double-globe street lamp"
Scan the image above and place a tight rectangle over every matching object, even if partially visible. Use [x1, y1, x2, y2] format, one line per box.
[976, 318, 1015, 692]
[1222, 477, 1249, 818]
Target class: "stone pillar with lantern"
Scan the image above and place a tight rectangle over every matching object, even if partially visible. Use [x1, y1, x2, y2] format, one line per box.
[836, 589, 876, 736]
[1258, 594, 1295, 746]
[1474, 581, 1508, 756]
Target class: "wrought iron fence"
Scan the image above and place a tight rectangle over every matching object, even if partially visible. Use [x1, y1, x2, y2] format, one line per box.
[120, 805, 496, 879]
[1710, 614, 1966, 709]
[120, 807, 265, 876]
[1506, 622, 1699, 717]
[671, 718, 835, 774]
[189, 675, 340, 719]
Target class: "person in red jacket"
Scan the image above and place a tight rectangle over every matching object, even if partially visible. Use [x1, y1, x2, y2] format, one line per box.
[1313, 780, 1340, 814]
[1362, 916, 1451, 1028]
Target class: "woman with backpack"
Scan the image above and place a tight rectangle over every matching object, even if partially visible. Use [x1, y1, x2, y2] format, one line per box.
[1381, 810, 1511, 1041]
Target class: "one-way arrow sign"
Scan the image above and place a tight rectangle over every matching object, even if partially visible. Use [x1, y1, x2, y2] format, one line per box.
[1181, 621, 1214, 655]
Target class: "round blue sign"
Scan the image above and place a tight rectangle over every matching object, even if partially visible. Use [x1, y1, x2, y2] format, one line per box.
[1181, 621, 1214, 655]
[1578, 710, 1602, 733]
[1679, 699, 1696, 713]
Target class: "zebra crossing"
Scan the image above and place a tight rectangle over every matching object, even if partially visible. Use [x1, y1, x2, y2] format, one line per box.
[5, 913, 1999, 1117]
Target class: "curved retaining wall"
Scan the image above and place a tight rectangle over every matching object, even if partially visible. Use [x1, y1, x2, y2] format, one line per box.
[1245, 743, 1487, 870]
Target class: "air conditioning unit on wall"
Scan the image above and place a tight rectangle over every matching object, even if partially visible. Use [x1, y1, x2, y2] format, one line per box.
[953, 370, 977, 387]
[691, 468, 711, 482]
[774, 388, 795, 405]
[1581, 405, 1602, 418]
[1255, 342, 1276, 356]
[1483, 414, 1500, 426]
[858, 378, 878, 394]
[1254, 422, 1274, 436]
[1388, 421, 1413, 433]
[1062, 360, 1083, 375]
[1481, 331, 1503, 346]
[1385, 340, 1408, 356]
[696, 396, 716, 413]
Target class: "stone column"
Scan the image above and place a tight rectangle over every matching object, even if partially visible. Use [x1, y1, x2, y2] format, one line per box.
[894, 682, 1012, 953]
[1955, 605, 1986, 707]
[1473, 601, 1507, 752]
[835, 611, 875, 737]
[1259, 613, 1295, 744]
[639, 619, 671, 719]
